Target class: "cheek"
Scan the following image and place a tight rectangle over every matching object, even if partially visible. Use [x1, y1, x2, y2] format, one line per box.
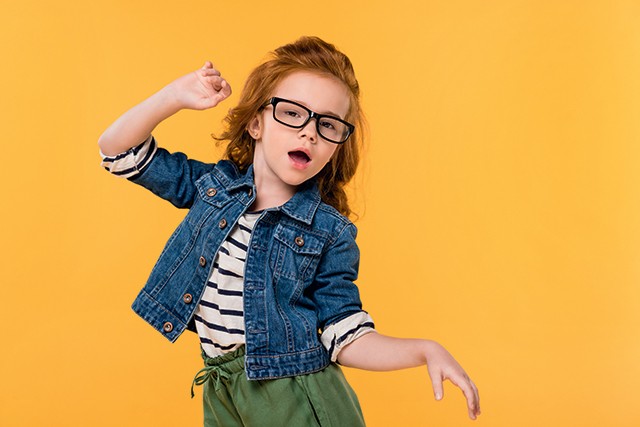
[323, 145, 339, 164]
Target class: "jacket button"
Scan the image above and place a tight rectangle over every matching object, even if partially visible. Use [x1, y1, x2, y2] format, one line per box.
[294, 236, 305, 247]
[183, 293, 193, 304]
[162, 322, 174, 333]
[219, 218, 227, 229]
[248, 188, 253, 197]
[206, 188, 217, 197]
[199, 256, 206, 267]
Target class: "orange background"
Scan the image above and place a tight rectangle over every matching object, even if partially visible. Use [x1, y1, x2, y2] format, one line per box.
[2, 1, 640, 426]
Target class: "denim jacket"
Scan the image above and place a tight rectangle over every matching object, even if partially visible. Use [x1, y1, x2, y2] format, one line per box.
[125, 145, 369, 380]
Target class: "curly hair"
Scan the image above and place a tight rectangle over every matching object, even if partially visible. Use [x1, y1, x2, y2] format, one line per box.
[214, 36, 365, 218]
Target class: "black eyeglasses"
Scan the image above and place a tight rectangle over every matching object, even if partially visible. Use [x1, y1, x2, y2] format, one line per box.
[263, 97, 354, 144]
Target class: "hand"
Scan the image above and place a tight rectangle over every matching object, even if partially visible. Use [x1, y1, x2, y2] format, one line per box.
[337, 332, 481, 420]
[168, 61, 232, 110]
[424, 340, 481, 420]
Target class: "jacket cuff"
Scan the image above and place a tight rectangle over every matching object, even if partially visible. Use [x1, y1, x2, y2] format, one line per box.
[320, 311, 375, 362]
[100, 135, 157, 178]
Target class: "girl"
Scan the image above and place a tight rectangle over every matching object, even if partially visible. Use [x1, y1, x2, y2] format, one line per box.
[98, 36, 480, 426]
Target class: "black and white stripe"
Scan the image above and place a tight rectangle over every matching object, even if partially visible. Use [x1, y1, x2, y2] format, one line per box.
[99, 135, 157, 178]
[320, 312, 376, 362]
[195, 212, 260, 358]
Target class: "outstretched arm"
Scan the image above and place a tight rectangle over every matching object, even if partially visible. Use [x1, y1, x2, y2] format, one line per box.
[98, 61, 232, 156]
[337, 331, 481, 420]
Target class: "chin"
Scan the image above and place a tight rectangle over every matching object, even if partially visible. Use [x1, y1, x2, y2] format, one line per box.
[285, 177, 310, 187]
[282, 172, 315, 187]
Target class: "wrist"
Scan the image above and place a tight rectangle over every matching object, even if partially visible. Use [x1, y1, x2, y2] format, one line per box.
[422, 339, 443, 364]
[158, 82, 186, 114]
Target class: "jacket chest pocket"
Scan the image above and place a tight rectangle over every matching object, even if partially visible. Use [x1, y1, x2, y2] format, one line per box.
[271, 224, 325, 281]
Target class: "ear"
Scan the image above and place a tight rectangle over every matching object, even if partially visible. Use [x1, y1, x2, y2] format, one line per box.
[247, 114, 263, 140]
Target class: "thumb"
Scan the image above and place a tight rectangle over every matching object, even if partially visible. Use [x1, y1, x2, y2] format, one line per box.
[428, 367, 444, 401]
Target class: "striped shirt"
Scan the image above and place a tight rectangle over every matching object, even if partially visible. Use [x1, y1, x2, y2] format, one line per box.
[100, 135, 375, 361]
[194, 212, 259, 357]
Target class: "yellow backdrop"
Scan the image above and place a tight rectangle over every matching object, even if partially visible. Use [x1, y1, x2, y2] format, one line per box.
[2, 0, 639, 426]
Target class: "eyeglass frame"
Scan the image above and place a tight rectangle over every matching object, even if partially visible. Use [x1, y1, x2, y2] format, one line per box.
[261, 97, 355, 144]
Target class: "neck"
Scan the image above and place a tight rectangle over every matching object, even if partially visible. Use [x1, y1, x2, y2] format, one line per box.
[250, 157, 297, 212]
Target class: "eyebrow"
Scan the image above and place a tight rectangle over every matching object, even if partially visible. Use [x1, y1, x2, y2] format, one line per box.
[288, 99, 344, 119]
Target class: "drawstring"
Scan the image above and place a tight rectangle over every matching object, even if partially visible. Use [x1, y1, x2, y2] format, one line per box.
[191, 364, 231, 398]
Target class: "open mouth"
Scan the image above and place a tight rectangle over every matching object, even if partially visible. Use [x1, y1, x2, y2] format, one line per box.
[288, 150, 311, 164]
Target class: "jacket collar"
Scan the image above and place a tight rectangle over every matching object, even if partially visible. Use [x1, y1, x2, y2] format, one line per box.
[278, 179, 321, 225]
[216, 161, 321, 225]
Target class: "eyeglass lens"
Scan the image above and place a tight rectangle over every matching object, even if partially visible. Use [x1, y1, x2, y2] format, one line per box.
[273, 100, 350, 143]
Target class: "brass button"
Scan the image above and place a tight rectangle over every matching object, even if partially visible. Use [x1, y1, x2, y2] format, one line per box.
[206, 188, 217, 197]
[183, 293, 193, 304]
[162, 322, 174, 333]
[219, 218, 227, 229]
[199, 256, 206, 267]
[294, 236, 304, 247]
[248, 188, 253, 197]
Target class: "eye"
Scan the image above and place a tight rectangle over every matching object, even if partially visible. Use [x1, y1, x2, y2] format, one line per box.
[284, 109, 302, 118]
[319, 119, 336, 130]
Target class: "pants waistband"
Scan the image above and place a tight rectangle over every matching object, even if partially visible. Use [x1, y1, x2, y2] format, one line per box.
[191, 345, 246, 398]
[202, 345, 246, 368]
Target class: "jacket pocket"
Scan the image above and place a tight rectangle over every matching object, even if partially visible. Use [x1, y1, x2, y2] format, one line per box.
[272, 224, 325, 281]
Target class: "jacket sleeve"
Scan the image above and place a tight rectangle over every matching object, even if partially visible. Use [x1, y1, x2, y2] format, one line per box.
[100, 135, 215, 209]
[310, 222, 375, 349]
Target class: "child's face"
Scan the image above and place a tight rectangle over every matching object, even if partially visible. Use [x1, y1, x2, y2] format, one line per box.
[249, 71, 350, 191]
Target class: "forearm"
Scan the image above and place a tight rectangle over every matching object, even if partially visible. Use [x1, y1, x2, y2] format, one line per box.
[338, 330, 481, 420]
[98, 85, 181, 156]
[337, 331, 433, 371]
[99, 62, 231, 157]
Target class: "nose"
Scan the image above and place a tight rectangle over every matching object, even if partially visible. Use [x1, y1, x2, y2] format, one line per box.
[298, 118, 318, 144]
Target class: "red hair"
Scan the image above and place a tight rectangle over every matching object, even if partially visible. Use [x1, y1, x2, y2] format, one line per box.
[215, 36, 365, 218]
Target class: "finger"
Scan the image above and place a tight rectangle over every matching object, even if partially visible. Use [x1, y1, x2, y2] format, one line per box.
[464, 376, 480, 415]
[220, 79, 232, 97]
[470, 380, 480, 415]
[450, 375, 478, 420]
[202, 61, 214, 69]
[200, 75, 225, 92]
[201, 68, 221, 78]
[427, 367, 444, 401]
[214, 79, 232, 98]
[211, 76, 227, 92]
[213, 81, 232, 103]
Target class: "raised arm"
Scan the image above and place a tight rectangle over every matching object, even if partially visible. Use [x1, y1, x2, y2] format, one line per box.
[98, 61, 232, 156]
[337, 332, 481, 420]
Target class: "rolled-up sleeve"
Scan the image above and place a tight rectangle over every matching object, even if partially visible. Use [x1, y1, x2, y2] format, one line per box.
[100, 135, 157, 178]
[310, 222, 376, 361]
[320, 311, 375, 362]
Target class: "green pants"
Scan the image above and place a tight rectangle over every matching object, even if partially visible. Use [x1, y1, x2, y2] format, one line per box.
[191, 346, 366, 427]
